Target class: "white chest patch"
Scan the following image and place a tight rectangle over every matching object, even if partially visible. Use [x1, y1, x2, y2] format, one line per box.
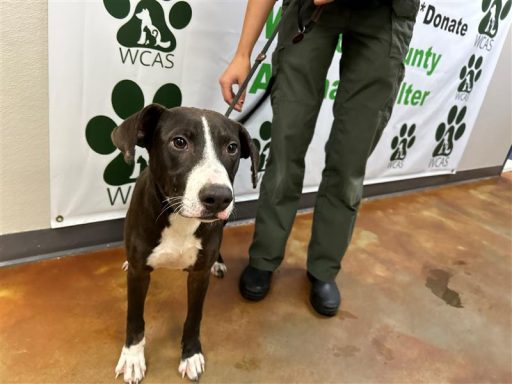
[147, 214, 202, 270]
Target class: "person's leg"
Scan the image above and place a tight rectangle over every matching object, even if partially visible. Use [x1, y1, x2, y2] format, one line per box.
[241, 1, 345, 301]
[307, 2, 418, 283]
[248, 2, 341, 272]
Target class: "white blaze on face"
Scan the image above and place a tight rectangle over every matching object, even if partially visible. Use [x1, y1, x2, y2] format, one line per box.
[181, 116, 233, 218]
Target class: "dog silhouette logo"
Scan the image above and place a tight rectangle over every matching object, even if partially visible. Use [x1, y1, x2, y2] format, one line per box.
[135, 8, 171, 49]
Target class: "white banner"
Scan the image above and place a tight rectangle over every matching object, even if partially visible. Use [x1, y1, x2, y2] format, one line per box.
[49, 0, 511, 228]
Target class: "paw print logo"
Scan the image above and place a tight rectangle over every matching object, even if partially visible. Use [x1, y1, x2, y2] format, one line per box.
[478, 0, 511, 38]
[390, 123, 416, 161]
[104, 0, 192, 52]
[252, 121, 272, 172]
[433, 105, 467, 157]
[458, 55, 483, 94]
[85, 80, 182, 186]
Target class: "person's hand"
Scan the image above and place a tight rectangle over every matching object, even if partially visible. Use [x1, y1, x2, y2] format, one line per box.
[219, 55, 251, 112]
[314, 0, 334, 5]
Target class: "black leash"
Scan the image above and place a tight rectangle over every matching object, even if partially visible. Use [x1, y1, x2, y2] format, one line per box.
[224, 22, 280, 118]
[225, 1, 324, 120]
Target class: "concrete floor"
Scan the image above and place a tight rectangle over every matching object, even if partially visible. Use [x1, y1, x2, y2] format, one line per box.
[1, 176, 511, 383]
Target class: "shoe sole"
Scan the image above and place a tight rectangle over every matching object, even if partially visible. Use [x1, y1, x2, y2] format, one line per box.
[238, 285, 270, 301]
[310, 297, 338, 317]
[240, 287, 268, 301]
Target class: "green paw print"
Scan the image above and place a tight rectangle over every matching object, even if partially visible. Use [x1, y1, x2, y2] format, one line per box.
[252, 121, 272, 172]
[458, 55, 483, 93]
[478, 0, 511, 38]
[433, 105, 467, 157]
[390, 123, 416, 161]
[104, 0, 192, 52]
[86, 79, 182, 186]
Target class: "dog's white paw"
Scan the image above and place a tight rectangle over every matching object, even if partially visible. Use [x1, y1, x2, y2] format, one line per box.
[210, 262, 227, 278]
[178, 353, 205, 381]
[122, 261, 129, 271]
[115, 338, 146, 384]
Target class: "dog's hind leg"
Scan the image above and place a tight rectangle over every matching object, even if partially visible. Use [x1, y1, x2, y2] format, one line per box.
[179, 270, 209, 381]
[115, 268, 151, 384]
[210, 253, 227, 278]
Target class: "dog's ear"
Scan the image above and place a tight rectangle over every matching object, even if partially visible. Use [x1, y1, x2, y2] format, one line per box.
[234, 121, 260, 189]
[111, 103, 166, 163]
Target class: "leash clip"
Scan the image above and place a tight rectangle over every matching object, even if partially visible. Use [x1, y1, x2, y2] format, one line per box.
[293, 2, 325, 44]
[292, 31, 305, 44]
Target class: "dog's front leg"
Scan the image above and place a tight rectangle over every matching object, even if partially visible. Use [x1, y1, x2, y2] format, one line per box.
[115, 268, 151, 384]
[137, 29, 147, 45]
[179, 269, 210, 381]
[210, 253, 227, 278]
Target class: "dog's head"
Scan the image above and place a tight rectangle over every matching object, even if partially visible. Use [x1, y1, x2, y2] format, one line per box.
[136, 9, 149, 21]
[111, 104, 259, 222]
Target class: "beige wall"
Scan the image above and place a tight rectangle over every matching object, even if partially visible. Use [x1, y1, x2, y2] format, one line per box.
[0, 1, 50, 235]
[0, 3, 510, 235]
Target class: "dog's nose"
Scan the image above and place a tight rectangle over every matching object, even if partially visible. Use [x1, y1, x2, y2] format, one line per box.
[199, 184, 233, 213]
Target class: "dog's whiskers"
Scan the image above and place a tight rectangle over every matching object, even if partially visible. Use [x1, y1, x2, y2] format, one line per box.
[155, 196, 195, 223]
[163, 196, 184, 204]
[156, 200, 182, 223]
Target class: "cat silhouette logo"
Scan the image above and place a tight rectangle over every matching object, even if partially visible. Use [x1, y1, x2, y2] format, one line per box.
[104, 0, 192, 53]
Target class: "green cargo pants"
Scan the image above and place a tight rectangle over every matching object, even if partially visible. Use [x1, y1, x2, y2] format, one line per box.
[249, 0, 419, 281]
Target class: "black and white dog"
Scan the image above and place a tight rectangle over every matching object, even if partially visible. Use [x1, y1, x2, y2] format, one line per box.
[111, 104, 258, 383]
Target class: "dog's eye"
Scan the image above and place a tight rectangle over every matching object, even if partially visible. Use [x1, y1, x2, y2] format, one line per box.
[172, 137, 188, 150]
[227, 142, 238, 155]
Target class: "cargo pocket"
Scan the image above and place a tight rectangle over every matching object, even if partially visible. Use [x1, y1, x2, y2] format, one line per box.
[369, 62, 405, 155]
[389, 0, 419, 60]
[271, 44, 284, 78]
[270, 43, 285, 105]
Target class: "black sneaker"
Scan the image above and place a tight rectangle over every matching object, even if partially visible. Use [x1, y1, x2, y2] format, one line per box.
[239, 265, 273, 301]
[307, 271, 340, 317]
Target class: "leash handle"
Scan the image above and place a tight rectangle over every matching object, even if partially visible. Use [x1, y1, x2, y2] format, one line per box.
[225, 1, 324, 119]
[224, 16, 282, 118]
